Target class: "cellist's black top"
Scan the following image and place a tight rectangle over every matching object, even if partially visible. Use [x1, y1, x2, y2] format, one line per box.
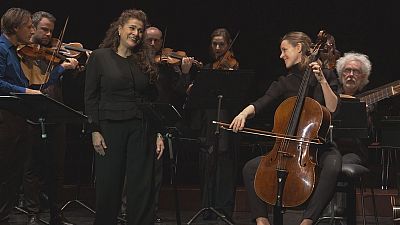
[251, 64, 340, 117]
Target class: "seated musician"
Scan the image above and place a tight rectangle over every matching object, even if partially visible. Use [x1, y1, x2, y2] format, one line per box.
[229, 31, 341, 225]
[335, 52, 373, 165]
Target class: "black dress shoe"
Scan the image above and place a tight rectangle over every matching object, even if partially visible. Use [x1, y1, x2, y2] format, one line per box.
[27, 215, 40, 225]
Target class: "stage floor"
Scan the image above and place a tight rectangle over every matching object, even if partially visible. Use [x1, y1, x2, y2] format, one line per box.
[7, 207, 393, 225]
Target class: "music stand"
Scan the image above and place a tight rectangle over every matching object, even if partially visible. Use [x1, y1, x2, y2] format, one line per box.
[332, 98, 369, 138]
[10, 93, 90, 223]
[138, 102, 185, 225]
[185, 69, 255, 225]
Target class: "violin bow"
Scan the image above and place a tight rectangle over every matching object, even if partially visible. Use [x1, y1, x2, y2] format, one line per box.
[214, 30, 240, 69]
[40, 16, 69, 91]
[158, 26, 167, 62]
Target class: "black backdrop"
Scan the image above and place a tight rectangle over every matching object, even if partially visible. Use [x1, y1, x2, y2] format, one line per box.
[1, 0, 399, 185]
[2, 0, 400, 101]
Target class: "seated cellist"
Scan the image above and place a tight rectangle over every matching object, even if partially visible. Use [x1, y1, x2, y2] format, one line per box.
[229, 31, 341, 225]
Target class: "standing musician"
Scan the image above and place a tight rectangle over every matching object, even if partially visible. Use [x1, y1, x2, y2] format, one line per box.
[229, 31, 341, 225]
[18, 11, 78, 225]
[189, 28, 239, 221]
[0, 7, 36, 225]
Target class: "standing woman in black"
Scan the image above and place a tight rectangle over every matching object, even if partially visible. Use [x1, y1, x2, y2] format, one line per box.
[84, 9, 164, 225]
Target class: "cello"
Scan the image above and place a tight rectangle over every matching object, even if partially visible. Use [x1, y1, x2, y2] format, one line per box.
[253, 31, 331, 223]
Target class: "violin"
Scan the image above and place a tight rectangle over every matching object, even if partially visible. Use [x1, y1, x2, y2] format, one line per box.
[155, 47, 203, 68]
[18, 43, 69, 64]
[51, 38, 89, 58]
[18, 43, 86, 72]
[212, 50, 239, 70]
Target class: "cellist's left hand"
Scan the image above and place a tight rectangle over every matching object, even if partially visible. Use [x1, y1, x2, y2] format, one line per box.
[310, 61, 327, 83]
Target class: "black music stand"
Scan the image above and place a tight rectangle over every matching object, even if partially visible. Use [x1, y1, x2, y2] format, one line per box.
[138, 102, 185, 225]
[185, 69, 255, 225]
[0, 95, 50, 224]
[332, 98, 369, 138]
[10, 93, 90, 223]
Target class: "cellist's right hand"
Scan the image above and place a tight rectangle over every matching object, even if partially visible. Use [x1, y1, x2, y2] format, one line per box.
[229, 105, 256, 132]
[230, 113, 247, 132]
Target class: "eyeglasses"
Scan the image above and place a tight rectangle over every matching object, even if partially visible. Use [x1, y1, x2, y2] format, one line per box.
[343, 68, 362, 76]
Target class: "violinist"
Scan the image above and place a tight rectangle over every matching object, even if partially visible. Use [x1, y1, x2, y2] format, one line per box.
[209, 28, 239, 70]
[0, 7, 35, 225]
[189, 28, 239, 221]
[229, 31, 341, 225]
[146, 26, 194, 111]
[19, 11, 77, 225]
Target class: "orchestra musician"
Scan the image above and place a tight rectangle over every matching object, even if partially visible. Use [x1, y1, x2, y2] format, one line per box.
[0, 8, 36, 225]
[229, 31, 341, 225]
[189, 28, 240, 221]
[18, 11, 78, 225]
[84, 9, 164, 225]
[336, 52, 373, 166]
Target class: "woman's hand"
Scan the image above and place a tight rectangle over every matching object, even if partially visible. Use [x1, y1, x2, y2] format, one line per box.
[310, 61, 327, 84]
[92, 131, 107, 156]
[156, 133, 165, 160]
[230, 113, 247, 133]
[229, 105, 255, 132]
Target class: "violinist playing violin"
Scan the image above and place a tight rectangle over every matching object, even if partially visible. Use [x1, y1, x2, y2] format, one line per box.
[189, 28, 240, 222]
[229, 31, 341, 225]
[0, 8, 35, 224]
[18, 11, 77, 225]
[146, 26, 195, 113]
[209, 28, 239, 70]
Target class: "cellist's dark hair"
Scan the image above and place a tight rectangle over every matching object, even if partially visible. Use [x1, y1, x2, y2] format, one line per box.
[281, 31, 312, 71]
[99, 9, 158, 83]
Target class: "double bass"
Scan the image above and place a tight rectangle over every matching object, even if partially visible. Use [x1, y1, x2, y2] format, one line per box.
[253, 31, 332, 222]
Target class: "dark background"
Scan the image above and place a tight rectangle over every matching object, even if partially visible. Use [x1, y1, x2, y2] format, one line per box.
[1, 0, 399, 185]
[2, 0, 399, 99]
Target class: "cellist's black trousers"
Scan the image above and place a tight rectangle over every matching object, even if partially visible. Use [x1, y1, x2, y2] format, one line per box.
[242, 143, 342, 222]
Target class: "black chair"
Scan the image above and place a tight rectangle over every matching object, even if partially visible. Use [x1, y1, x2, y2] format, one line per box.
[315, 163, 379, 225]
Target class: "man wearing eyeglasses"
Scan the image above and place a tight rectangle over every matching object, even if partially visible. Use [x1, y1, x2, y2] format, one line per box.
[336, 52, 372, 97]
